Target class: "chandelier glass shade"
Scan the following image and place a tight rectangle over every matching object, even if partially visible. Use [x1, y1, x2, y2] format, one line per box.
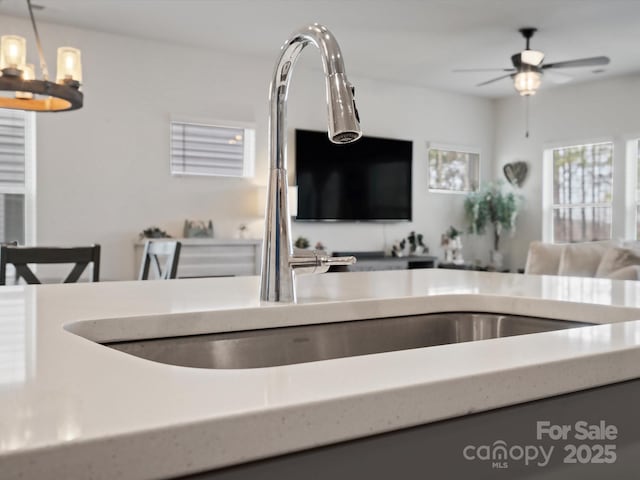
[0, 1, 83, 112]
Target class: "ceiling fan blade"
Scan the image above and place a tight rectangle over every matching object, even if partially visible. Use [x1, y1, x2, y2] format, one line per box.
[543, 56, 610, 69]
[476, 74, 513, 87]
[545, 70, 573, 84]
[453, 68, 515, 72]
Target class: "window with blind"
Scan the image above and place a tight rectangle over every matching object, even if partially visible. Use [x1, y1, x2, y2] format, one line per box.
[170, 120, 255, 178]
[0, 109, 30, 245]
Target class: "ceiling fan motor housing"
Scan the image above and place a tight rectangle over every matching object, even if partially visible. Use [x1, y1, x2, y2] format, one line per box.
[511, 52, 545, 69]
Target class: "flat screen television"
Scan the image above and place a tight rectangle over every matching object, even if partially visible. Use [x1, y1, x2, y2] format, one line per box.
[294, 129, 412, 221]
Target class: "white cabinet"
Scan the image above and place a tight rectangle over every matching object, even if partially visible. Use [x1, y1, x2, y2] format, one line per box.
[135, 238, 262, 278]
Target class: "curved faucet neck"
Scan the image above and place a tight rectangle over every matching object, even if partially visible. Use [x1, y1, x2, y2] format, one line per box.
[261, 24, 358, 303]
[269, 24, 346, 171]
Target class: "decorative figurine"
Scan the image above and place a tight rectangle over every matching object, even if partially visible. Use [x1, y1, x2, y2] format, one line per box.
[441, 226, 464, 264]
[184, 220, 214, 238]
[407, 231, 428, 255]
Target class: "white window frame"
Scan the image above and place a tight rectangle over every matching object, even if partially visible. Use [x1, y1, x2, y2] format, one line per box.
[426, 142, 480, 194]
[169, 115, 255, 179]
[542, 138, 614, 244]
[624, 137, 639, 240]
[0, 110, 36, 246]
[24, 112, 36, 246]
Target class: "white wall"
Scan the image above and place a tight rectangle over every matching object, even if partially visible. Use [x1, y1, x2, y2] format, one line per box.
[1, 15, 495, 280]
[287, 64, 495, 262]
[494, 74, 640, 270]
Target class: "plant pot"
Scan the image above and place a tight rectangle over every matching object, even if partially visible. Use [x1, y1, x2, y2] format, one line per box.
[490, 250, 503, 269]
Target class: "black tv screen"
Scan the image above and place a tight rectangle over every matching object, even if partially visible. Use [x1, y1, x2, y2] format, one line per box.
[295, 129, 412, 221]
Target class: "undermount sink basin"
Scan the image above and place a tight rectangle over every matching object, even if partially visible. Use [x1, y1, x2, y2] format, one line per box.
[103, 312, 591, 369]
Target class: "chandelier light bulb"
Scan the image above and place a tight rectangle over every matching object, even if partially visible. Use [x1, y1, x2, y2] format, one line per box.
[21, 63, 35, 81]
[16, 63, 35, 99]
[56, 47, 82, 84]
[0, 35, 26, 72]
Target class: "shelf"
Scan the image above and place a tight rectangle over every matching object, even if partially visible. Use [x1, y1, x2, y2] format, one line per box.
[329, 254, 437, 272]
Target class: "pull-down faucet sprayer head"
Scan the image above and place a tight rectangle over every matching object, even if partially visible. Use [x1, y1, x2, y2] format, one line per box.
[326, 73, 361, 144]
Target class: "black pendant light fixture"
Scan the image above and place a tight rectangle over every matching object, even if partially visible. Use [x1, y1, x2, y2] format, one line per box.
[0, 0, 83, 112]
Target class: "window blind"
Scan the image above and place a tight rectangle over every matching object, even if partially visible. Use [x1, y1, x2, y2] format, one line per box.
[0, 109, 25, 191]
[0, 291, 26, 385]
[170, 121, 253, 177]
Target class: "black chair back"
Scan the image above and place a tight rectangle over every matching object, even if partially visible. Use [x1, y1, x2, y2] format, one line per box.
[0, 245, 101, 285]
[138, 240, 181, 280]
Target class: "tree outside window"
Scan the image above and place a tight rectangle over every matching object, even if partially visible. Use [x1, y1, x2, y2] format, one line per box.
[552, 142, 613, 243]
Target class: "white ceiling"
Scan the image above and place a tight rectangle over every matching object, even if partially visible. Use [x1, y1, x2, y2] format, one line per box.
[1, 0, 640, 97]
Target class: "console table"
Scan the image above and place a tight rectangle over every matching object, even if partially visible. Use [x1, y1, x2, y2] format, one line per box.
[438, 262, 510, 273]
[134, 238, 262, 278]
[329, 251, 437, 272]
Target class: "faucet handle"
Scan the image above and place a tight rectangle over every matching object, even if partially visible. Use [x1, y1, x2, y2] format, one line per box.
[349, 83, 360, 123]
[321, 254, 357, 266]
[289, 249, 357, 275]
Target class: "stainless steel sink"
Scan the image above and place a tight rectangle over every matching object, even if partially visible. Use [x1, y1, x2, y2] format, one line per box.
[103, 312, 591, 369]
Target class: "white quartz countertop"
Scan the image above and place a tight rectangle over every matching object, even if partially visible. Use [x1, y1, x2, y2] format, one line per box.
[2, 269, 640, 479]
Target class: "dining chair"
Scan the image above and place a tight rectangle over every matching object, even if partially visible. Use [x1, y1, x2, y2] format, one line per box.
[0, 244, 101, 285]
[138, 240, 182, 280]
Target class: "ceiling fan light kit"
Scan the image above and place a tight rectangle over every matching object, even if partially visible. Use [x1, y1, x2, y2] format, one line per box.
[0, 0, 83, 112]
[513, 70, 542, 96]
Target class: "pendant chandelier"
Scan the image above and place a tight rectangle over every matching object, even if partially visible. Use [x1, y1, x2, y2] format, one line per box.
[0, 0, 83, 112]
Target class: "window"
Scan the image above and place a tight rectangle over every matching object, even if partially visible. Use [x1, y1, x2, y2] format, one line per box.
[0, 109, 32, 245]
[548, 142, 613, 243]
[635, 140, 640, 239]
[428, 145, 479, 193]
[623, 138, 640, 240]
[170, 120, 255, 178]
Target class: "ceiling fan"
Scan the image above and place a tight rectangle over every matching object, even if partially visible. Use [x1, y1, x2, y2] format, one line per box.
[454, 28, 610, 96]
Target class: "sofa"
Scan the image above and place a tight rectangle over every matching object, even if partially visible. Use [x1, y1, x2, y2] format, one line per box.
[524, 240, 640, 280]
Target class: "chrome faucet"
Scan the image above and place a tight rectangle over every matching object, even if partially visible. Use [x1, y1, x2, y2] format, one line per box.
[260, 24, 362, 303]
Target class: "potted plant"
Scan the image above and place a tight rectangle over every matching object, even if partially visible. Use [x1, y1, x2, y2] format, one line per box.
[464, 181, 520, 267]
[294, 236, 310, 249]
[440, 226, 464, 264]
[139, 226, 171, 239]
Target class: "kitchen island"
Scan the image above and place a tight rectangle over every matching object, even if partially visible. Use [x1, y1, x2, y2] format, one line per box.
[2, 269, 640, 479]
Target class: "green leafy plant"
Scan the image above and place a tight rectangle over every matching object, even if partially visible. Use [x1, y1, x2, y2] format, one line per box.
[464, 181, 520, 251]
[294, 236, 310, 249]
[140, 226, 171, 239]
[445, 226, 461, 239]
